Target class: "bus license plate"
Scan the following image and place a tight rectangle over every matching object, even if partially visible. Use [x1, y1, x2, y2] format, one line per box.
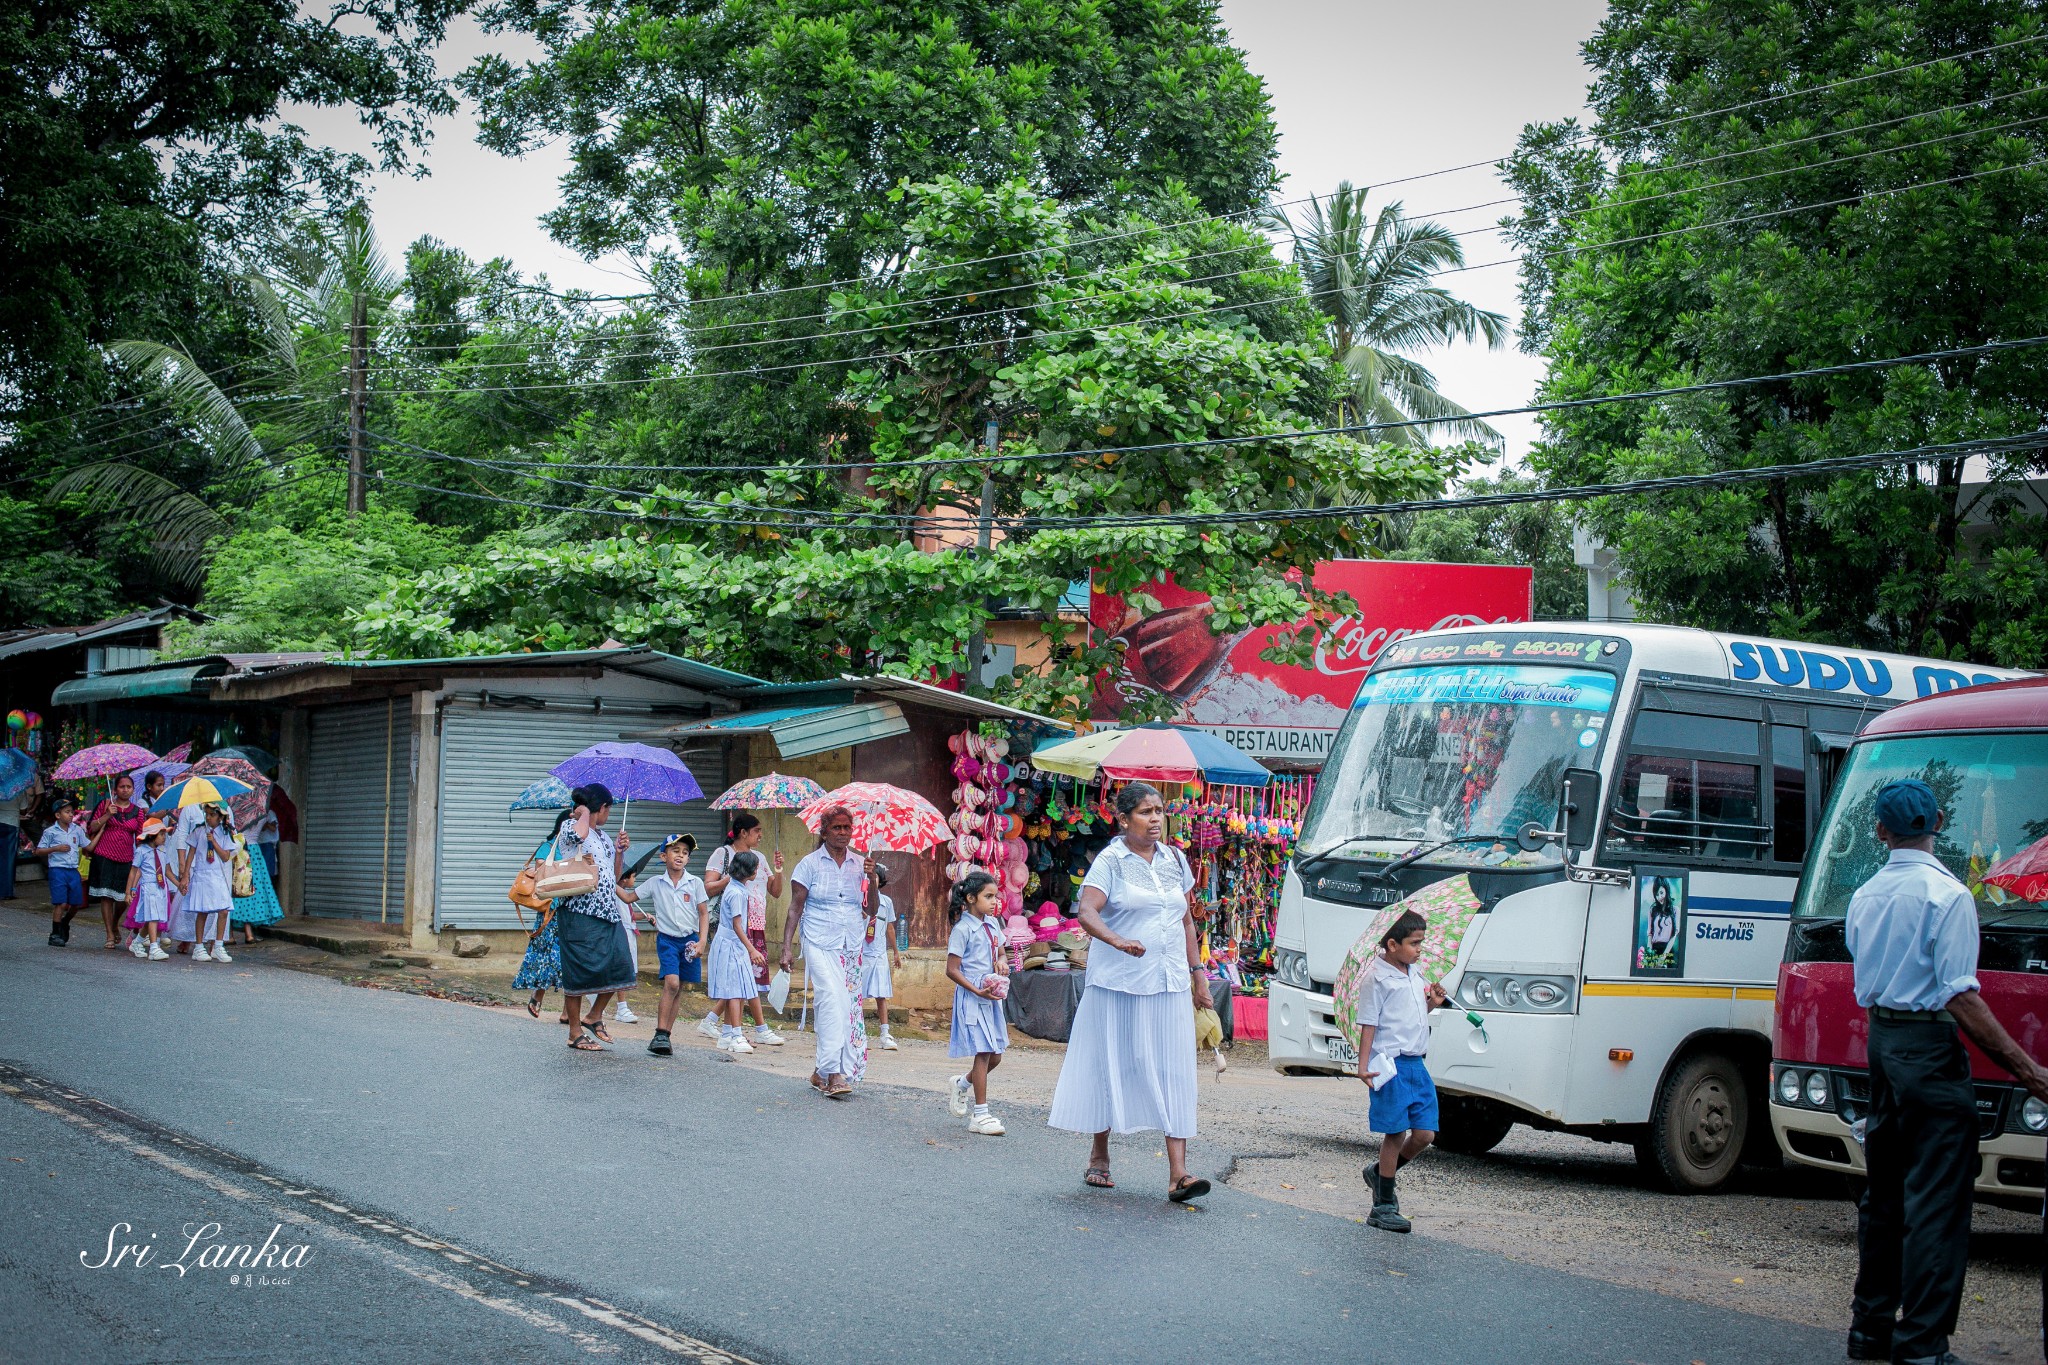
[1327, 1036, 1357, 1067]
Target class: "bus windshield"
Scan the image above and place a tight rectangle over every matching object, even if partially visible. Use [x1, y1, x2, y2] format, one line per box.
[1794, 732, 2048, 927]
[1300, 662, 1620, 866]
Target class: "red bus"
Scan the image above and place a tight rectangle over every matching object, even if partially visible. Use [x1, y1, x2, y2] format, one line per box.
[1772, 678, 2048, 1205]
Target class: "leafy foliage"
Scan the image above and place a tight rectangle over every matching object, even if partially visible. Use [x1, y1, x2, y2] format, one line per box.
[1506, 0, 2048, 665]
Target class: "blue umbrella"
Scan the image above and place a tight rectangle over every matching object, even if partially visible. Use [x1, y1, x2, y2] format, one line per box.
[150, 773, 256, 813]
[509, 774, 572, 815]
[0, 748, 35, 802]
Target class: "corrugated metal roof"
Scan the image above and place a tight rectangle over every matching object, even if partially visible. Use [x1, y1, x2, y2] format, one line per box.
[747, 674, 1075, 731]
[0, 606, 185, 662]
[51, 662, 223, 705]
[627, 701, 912, 759]
[207, 647, 765, 697]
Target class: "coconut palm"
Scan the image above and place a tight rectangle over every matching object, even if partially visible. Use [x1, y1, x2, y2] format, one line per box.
[51, 206, 402, 586]
[1266, 183, 1509, 447]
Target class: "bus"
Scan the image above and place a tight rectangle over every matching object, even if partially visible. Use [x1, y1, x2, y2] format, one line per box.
[1268, 623, 2026, 1192]
[1772, 678, 2048, 1206]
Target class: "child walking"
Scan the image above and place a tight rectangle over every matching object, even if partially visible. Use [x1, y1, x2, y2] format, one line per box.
[945, 870, 1010, 1136]
[704, 850, 767, 1054]
[179, 802, 240, 963]
[37, 799, 91, 946]
[861, 862, 903, 1050]
[645, 834, 708, 1057]
[125, 818, 173, 960]
[1355, 909, 1446, 1233]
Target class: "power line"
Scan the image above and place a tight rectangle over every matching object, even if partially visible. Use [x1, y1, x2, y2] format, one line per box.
[413, 334, 2048, 480]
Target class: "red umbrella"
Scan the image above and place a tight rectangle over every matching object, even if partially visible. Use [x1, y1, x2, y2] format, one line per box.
[1983, 836, 2048, 904]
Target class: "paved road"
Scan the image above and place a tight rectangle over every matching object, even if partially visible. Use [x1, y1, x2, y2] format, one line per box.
[0, 925, 1839, 1363]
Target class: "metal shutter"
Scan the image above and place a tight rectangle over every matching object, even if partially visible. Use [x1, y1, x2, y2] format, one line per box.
[303, 699, 409, 922]
[433, 705, 729, 930]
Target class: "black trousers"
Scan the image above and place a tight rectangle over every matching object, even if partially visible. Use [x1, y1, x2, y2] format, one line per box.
[1852, 1014, 1979, 1362]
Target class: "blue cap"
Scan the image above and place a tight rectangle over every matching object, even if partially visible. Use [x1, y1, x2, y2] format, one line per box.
[1875, 779, 1939, 838]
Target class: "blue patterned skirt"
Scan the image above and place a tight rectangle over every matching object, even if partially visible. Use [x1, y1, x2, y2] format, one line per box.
[512, 912, 563, 991]
[231, 845, 284, 925]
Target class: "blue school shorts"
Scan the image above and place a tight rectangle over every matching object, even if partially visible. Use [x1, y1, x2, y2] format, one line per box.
[655, 931, 701, 984]
[48, 867, 85, 908]
[1369, 1055, 1439, 1135]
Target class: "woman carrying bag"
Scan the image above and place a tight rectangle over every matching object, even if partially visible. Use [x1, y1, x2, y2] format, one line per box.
[511, 810, 573, 1020]
[552, 784, 638, 1051]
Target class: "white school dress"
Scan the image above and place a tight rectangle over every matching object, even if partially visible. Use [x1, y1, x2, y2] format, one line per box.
[860, 894, 897, 998]
[132, 845, 170, 925]
[947, 912, 1009, 1058]
[183, 823, 238, 916]
[704, 885, 757, 1001]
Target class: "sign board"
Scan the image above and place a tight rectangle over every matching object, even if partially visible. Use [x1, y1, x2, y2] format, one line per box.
[1089, 560, 1535, 767]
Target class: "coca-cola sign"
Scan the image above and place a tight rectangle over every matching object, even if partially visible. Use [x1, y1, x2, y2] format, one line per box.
[1091, 561, 1534, 766]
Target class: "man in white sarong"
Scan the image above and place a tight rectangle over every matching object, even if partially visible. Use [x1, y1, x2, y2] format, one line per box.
[783, 807, 878, 1099]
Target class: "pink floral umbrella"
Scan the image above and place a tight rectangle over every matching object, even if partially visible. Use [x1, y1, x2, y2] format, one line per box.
[798, 782, 949, 855]
[712, 773, 827, 811]
[1332, 874, 1482, 1055]
[53, 742, 157, 781]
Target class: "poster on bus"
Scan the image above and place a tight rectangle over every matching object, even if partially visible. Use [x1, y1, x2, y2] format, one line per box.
[1089, 560, 1534, 766]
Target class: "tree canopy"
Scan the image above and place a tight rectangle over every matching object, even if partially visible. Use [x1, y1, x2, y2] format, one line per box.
[1507, 0, 2048, 666]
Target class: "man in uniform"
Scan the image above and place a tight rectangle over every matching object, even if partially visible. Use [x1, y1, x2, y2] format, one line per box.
[1845, 779, 2048, 1364]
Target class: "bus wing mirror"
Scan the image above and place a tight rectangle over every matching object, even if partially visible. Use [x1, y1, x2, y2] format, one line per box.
[1561, 767, 1602, 851]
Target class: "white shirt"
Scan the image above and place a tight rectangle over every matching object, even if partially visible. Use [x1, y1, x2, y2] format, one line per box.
[705, 843, 768, 931]
[1846, 848, 1982, 1011]
[791, 845, 869, 951]
[38, 822, 89, 869]
[1080, 837, 1195, 996]
[644, 871, 708, 939]
[1364, 956, 1430, 1059]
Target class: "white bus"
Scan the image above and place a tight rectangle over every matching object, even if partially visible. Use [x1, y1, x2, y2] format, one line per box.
[1267, 623, 2026, 1192]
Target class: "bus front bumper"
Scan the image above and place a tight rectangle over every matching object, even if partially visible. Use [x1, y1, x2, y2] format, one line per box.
[1770, 1099, 2047, 1201]
[1267, 981, 1353, 1074]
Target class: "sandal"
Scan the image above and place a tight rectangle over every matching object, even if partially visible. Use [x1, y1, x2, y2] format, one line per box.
[104, 938, 123, 950]
[826, 1078, 854, 1100]
[568, 1031, 603, 1051]
[585, 1020, 613, 1043]
[810, 1072, 829, 1094]
[1168, 1176, 1211, 1204]
[1084, 1166, 1115, 1189]
[526, 996, 542, 1019]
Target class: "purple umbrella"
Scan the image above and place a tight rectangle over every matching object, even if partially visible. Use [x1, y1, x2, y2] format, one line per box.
[551, 742, 703, 836]
[131, 758, 192, 789]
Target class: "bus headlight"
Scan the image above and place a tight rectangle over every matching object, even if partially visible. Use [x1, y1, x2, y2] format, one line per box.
[1458, 973, 1572, 1012]
[1272, 948, 1313, 991]
[2022, 1096, 2048, 1134]
[1804, 1070, 1831, 1108]
[1776, 1068, 1803, 1105]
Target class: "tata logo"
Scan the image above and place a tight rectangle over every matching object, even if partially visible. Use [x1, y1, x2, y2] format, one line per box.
[1727, 641, 2008, 699]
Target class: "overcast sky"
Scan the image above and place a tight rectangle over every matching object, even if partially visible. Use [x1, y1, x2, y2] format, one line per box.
[301, 0, 1610, 459]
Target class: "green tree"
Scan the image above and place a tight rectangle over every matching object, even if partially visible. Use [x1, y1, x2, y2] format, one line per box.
[1390, 476, 1589, 619]
[1506, 1, 2048, 665]
[1266, 183, 1509, 445]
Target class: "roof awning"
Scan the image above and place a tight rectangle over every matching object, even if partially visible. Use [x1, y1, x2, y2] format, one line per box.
[51, 663, 223, 706]
[626, 701, 910, 759]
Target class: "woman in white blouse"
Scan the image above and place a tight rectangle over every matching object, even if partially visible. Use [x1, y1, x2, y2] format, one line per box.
[1048, 782, 1216, 1201]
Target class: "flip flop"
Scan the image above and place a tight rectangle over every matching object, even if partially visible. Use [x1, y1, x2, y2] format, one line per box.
[826, 1078, 854, 1100]
[1084, 1166, 1115, 1189]
[1168, 1176, 1211, 1203]
[568, 1031, 602, 1051]
[586, 1020, 613, 1043]
[526, 996, 542, 1018]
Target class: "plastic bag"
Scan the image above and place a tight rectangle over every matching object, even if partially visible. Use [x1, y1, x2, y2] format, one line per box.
[767, 969, 792, 1015]
[1193, 1006, 1223, 1051]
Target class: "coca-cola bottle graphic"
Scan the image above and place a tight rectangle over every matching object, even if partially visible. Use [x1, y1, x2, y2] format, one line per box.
[1093, 603, 1245, 715]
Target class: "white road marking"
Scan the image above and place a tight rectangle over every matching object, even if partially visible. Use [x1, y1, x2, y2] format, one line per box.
[0, 1067, 757, 1363]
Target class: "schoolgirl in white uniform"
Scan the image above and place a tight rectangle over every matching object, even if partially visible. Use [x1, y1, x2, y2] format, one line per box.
[704, 850, 767, 1053]
[126, 817, 173, 960]
[860, 863, 902, 1049]
[945, 870, 1010, 1135]
[180, 803, 239, 963]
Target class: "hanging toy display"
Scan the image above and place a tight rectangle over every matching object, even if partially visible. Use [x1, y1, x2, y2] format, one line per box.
[1163, 773, 1314, 997]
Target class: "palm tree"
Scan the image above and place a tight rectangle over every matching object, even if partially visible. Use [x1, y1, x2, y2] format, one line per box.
[51, 206, 402, 586]
[1266, 183, 1509, 447]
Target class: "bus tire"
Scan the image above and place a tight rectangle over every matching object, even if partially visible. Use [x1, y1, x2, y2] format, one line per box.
[1435, 1095, 1515, 1156]
[1636, 1050, 1748, 1193]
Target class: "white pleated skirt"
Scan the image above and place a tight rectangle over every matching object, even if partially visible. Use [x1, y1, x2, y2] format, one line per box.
[1048, 984, 1198, 1139]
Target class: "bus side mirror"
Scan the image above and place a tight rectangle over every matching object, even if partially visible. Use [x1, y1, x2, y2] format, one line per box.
[1560, 767, 1601, 850]
[1517, 768, 1604, 853]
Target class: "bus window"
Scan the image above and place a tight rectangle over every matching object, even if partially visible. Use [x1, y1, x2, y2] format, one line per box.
[1772, 723, 1807, 864]
[1603, 694, 1769, 864]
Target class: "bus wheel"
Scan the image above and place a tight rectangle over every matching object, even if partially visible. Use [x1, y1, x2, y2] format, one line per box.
[1435, 1095, 1515, 1156]
[1636, 1051, 1748, 1193]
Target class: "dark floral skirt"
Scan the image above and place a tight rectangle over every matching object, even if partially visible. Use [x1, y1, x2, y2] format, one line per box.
[511, 911, 562, 991]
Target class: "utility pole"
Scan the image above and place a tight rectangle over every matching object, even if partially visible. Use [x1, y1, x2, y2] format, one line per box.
[963, 417, 998, 695]
[345, 289, 369, 516]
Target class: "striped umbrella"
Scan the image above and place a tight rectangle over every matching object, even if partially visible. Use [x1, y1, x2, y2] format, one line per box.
[1028, 722, 1270, 787]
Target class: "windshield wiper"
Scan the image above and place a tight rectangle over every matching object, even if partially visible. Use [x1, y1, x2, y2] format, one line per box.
[1368, 836, 1488, 882]
[1294, 837, 1363, 880]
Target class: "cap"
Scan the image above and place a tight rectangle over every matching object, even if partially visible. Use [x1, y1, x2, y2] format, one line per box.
[1875, 779, 1940, 838]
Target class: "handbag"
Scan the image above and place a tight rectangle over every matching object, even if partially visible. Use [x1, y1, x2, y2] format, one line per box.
[532, 852, 599, 901]
[507, 859, 553, 914]
[230, 835, 254, 898]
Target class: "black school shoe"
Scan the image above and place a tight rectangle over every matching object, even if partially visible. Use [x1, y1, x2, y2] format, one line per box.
[48, 920, 71, 947]
[647, 1031, 673, 1056]
[1845, 1324, 1891, 1360]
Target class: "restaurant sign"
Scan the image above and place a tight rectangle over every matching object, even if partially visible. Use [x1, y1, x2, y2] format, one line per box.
[1090, 560, 1535, 765]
